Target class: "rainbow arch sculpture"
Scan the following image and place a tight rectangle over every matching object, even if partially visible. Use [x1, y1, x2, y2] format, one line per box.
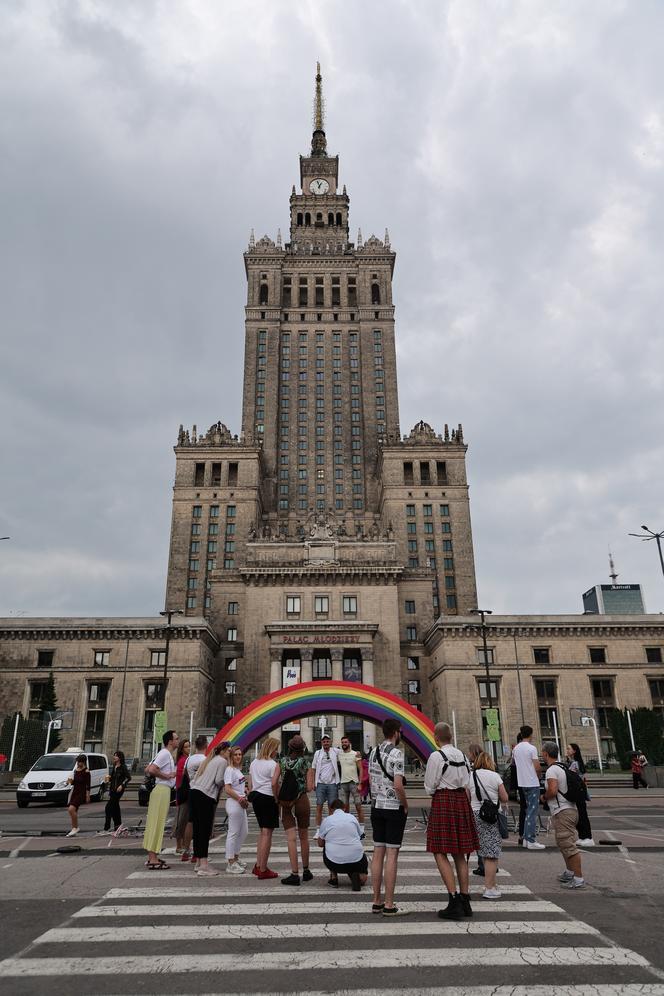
[207, 680, 437, 759]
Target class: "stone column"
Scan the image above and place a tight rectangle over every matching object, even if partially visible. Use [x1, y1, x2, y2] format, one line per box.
[362, 654, 377, 750]
[269, 654, 282, 742]
[300, 648, 314, 751]
[330, 647, 344, 741]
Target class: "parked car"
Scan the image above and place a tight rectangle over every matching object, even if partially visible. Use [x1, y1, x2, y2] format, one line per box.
[16, 748, 109, 808]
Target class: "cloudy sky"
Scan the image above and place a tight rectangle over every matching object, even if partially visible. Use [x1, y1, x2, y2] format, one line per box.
[1, 0, 663, 618]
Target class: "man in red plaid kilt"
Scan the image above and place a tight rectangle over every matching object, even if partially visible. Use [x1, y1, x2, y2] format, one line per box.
[424, 721, 478, 920]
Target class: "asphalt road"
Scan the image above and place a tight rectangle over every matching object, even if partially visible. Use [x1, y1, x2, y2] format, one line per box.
[0, 794, 663, 994]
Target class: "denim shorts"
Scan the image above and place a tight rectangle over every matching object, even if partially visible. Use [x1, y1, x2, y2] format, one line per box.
[315, 782, 339, 807]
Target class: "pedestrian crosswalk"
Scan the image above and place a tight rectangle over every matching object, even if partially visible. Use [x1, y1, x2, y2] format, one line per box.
[0, 843, 662, 995]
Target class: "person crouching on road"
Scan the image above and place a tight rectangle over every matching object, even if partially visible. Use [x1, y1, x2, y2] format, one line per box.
[249, 737, 281, 879]
[224, 746, 250, 873]
[318, 798, 368, 891]
[143, 730, 178, 868]
[189, 743, 229, 876]
[541, 742, 585, 890]
[424, 721, 478, 920]
[66, 753, 91, 837]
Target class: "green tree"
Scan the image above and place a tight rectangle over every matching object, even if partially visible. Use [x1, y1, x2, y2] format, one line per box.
[41, 672, 62, 751]
[609, 707, 664, 769]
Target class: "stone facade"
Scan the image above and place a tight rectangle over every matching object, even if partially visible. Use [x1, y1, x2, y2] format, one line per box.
[0, 618, 218, 760]
[427, 614, 664, 763]
[163, 69, 478, 746]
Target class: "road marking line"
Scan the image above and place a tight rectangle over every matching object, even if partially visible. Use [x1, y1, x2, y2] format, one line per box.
[8, 839, 31, 859]
[91, 988, 664, 996]
[73, 899, 564, 917]
[34, 919, 598, 944]
[0, 947, 648, 976]
[110, 883, 531, 898]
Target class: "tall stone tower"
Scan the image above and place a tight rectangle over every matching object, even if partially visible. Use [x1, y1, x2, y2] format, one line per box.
[165, 67, 478, 749]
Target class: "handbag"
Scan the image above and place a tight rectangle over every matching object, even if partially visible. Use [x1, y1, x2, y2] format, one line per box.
[473, 770, 499, 825]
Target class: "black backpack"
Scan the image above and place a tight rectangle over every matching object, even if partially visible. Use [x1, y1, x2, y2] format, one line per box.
[561, 765, 588, 804]
[278, 760, 301, 804]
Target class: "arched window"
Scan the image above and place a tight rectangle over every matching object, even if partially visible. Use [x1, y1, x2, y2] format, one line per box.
[328, 212, 334, 226]
[371, 283, 380, 305]
[259, 283, 268, 305]
[316, 212, 323, 224]
[297, 212, 303, 226]
[336, 212, 342, 227]
[305, 212, 311, 226]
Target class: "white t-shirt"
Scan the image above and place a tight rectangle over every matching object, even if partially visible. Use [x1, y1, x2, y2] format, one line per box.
[319, 809, 364, 864]
[546, 763, 574, 814]
[186, 752, 207, 781]
[469, 768, 503, 814]
[249, 758, 277, 797]
[512, 741, 540, 788]
[224, 766, 247, 801]
[424, 746, 470, 794]
[369, 742, 404, 810]
[313, 747, 340, 785]
[151, 747, 176, 789]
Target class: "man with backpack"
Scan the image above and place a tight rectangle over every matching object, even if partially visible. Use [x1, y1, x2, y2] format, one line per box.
[312, 734, 341, 830]
[277, 734, 315, 886]
[541, 742, 585, 889]
[369, 717, 409, 917]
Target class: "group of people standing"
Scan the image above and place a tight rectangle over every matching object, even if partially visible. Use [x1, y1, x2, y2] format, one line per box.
[139, 717, 603, 911]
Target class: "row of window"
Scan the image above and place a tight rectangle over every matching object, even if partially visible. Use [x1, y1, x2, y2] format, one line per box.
[192, 462, 238, 488]
[285, 594, 358, 617]
[274, 274, 380, 309]
[479, 646, 664, 666]
[35, 649, 183, 669]
[404, 462, 447, 486]
[406, 503, 450, 518]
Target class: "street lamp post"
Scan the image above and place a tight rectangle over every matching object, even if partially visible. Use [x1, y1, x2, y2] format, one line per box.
[470, 608, 496, 762]
[628, 525, 664, 584]
[159, 609, 184, 709]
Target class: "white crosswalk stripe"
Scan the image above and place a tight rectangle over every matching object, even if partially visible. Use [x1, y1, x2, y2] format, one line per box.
[0, 848, 661, 994]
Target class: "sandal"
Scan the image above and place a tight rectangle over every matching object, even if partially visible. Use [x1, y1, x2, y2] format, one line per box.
[156, 859, 171, 869]
[146, 862, 163, 870]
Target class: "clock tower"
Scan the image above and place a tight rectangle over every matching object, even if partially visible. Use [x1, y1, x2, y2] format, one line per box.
[291, 63, 347, 245]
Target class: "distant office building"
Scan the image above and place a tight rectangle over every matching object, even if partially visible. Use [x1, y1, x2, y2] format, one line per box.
[583, 584, 645, 615]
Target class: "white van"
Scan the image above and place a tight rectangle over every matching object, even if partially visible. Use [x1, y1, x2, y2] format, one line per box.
[16, 748, 110, 808]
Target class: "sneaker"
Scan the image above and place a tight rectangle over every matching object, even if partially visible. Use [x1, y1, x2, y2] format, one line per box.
[180, 851, 191, 862]
[382, 905, 409, 917]
[257, 868, 279, 880]
[557, 870, 575, 882]
[175, 847, 184, 855]
[302, 867, 313, 882]
[96, 829, 111, 836]
[327, 876, 339, 887]
[66, 828, 79, 837]
[197, 866, 220, 877]
[471, 867, 485, 877]
[251, 864, 259, 876]
[226, 861, 244, 874]
[236, 860, 248, 871]
[560, 877, 585, 889]
[281, 873, 301, 886]
[525, 840, 546, 850]
[371, 903, 385, 914]
[482, 888, 502, 899]
[578, 838, 595, 847]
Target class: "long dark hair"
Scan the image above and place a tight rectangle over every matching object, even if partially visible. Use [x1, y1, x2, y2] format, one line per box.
[176, 740, 190, 763]
[569, 743, 586, 775]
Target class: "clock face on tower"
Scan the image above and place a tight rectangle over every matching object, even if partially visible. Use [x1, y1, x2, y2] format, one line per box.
[309, 177, 330, 195]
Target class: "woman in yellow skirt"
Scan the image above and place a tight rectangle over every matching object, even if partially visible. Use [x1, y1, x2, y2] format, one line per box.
[143, 730, 179, 869]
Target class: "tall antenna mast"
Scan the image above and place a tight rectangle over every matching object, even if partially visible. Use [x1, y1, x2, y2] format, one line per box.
[608, 547, 619, 584]
[313, 61, 325, 133]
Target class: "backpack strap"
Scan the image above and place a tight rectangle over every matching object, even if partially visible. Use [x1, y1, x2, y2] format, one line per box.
[473, 769, 490, 803]
[373, 744, 395, 782]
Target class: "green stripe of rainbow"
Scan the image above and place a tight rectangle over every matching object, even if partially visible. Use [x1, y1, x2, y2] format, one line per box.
[207, 680, 437, 759]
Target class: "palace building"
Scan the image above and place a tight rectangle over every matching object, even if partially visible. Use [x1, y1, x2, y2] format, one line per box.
[163, 65, 477, 750]
[0, 68, 661, 764]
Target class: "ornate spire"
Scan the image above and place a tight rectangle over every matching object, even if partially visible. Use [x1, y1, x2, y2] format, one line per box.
[311, 62, 327, 157]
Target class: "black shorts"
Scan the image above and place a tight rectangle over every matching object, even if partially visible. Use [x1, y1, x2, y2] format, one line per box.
[371, 806, 407, 848]
[252, 791, 279, 829]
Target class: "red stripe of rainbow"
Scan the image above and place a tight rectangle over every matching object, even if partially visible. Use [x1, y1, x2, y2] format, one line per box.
[207, 680, 437, 759]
